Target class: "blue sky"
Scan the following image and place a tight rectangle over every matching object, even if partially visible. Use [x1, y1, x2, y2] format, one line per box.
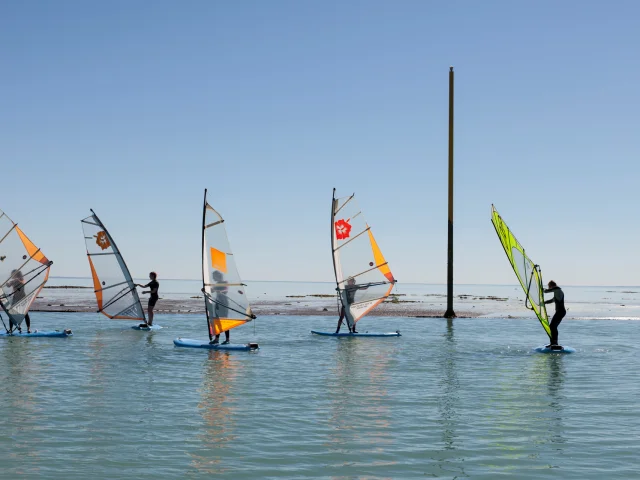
[1, 1, 639, 285]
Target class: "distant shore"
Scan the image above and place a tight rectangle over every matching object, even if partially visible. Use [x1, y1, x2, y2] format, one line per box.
[34, 284, 640, 319]
[31, 296, 483, 318]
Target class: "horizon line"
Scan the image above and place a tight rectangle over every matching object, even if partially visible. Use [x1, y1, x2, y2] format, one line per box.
[47, 276, 640, 289]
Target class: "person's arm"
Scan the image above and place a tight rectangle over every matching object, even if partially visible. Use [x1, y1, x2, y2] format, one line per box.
[149, 285, 158, 295]
[544, 298, 554, 304]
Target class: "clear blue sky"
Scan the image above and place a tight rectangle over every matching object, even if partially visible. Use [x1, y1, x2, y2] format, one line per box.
[2, 1, 639, 285]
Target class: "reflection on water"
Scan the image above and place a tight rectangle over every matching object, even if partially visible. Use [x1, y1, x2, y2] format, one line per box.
[531, 354, 566, 451]
[1, 314, 638, 479]
[86, 331, 107, 407]
[485, 348, 568, 474]
[434, 318, 467, 478]
[191, 351, 240, 475]
[439, 318, 459, 449]
[325, 338, 395, 468]
[0, 339, 44, 470]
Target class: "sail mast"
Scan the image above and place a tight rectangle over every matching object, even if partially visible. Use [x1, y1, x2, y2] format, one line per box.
[330, 188, 343, 311]
[202, 189, 214, 341]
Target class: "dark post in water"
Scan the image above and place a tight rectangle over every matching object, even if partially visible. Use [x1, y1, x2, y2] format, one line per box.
[444, 66, 456, 319]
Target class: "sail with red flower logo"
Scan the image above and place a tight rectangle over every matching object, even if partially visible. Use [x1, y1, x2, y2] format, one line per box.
[0, 208, 53, 330]
[331, 189, 396, 329]
[81, 210, 145, 321]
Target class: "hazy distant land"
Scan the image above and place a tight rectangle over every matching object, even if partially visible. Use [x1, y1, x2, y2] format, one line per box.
[33, 288, 488, 317]
[32, 282, 640, 320]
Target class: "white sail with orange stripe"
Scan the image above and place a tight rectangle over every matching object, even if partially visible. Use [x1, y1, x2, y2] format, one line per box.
[201, 190, 255, 339]
[81, 210, 145, 321]
[0, 208, 52, 328]
[331, 189, 396, 329]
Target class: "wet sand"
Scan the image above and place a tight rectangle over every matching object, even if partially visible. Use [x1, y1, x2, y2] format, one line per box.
[30, 296, 482, 318]
[31, 284, 640, 320]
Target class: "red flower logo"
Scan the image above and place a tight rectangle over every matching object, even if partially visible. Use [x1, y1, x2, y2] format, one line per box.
[95, 231, 111, 250]
[334, 219, 351, 240]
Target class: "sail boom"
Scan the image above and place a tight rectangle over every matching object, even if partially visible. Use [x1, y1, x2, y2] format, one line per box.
[94, 280, 130, 293]
[0, 250, 44, 290]
[337, 263, 390, 285]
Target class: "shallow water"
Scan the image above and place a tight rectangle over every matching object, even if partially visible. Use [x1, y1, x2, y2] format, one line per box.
[1, 312, 639, 479]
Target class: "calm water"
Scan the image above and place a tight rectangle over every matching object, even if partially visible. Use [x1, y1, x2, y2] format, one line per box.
[1, 312, 639, 479]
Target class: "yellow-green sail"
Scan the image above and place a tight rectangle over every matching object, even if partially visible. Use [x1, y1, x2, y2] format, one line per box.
[491, 205, 551, 338]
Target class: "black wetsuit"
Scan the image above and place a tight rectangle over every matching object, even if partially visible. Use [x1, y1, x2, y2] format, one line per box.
[545, 286, 566, 345]
[213, 281, 229, 318]
[336, 284, 365, 333]
[8, 278, 31, 331]
[345, 285, 358, 305]
[144, 280, 159, 307]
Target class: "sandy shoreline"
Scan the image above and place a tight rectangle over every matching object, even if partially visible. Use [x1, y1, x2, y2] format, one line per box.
[32, 286, 640, 319]
[30, 297, 483, 318]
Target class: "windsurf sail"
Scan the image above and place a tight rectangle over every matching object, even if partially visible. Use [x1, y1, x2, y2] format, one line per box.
[81, 210, 145, 321]
[201, 189, 255, 340]
[331, 189, 396, 330]
[0, 209, 52, 331]
[491, 205, 551, 338]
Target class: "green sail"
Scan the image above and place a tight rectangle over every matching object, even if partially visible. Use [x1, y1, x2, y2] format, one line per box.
[491, 205, 551, 338]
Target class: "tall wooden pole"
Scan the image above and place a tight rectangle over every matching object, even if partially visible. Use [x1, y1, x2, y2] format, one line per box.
[444, 66, 456, 319]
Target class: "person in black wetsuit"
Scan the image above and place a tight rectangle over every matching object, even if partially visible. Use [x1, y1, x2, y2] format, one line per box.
[207, 270, 231, 345]
[544, 280, 566, 349]
[7, 269, 31, 333]
[335, 278, 368, 334]
[137, 272, 159, 327]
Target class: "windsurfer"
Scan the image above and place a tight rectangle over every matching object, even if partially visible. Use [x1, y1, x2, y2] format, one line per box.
[544, 280, 566, 349]
[335, 278, 368, 334]
[208, 270, 231, 345]
[137, 272, 159, 327]
[7, 269, 31, 333]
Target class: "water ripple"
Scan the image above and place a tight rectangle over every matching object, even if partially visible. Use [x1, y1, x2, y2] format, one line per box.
[0, 313, 639, 478]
